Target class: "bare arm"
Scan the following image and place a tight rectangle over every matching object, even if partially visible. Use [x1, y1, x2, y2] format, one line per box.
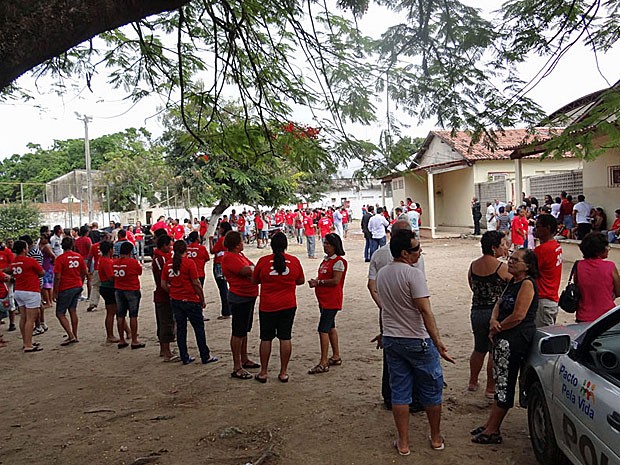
[238, 266, 253, 279]
[613, 267, 620, 298]
[367, 279, 382, 309]
[497, 280, 535, 331]
[467, 264, 473, 291]
[412, 296, 455, 363]
[497, 262, 512, 281]
[191, 278, 206, 307]
[160, 278, 169, 293]
[295, 270, 305, 286]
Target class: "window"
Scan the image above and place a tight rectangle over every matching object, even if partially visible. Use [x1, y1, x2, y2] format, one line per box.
[489, 173, 508, 182]
[609, 166, 620, 187]
[383, 181, 393, 197]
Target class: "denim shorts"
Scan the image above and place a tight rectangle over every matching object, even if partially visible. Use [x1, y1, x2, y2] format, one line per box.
[115, 289, 141, 318]
[56, 287, 82, 315]
[383, 336, 444, 407]
[317, 308, 339, 333]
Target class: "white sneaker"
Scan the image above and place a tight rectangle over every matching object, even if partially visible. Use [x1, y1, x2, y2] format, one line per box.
[79, 295, 88, 301]
[42, 323, 48, 332]
[33, 327, 44, 336]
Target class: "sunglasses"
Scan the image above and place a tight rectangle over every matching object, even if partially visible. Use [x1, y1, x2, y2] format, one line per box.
[407, 244, 421, 253]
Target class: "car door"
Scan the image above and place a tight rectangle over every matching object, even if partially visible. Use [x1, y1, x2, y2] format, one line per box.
[554, 313, 620, 465]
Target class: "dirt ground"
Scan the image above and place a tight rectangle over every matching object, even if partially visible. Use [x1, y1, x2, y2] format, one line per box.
[0, 226, 575, 465]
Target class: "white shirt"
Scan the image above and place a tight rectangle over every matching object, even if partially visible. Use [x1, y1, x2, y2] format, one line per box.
[368, 214, 388, 239]
[551, 203, 561, 218]
[407, 210, 420, 231]
[494, 202, 506, 214]
[333, 210, 342, 226]
[485, 205, 496, 223]
[573, 201, 592, 224]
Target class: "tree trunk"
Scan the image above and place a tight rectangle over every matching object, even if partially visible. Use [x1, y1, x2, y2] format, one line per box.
[0, 0, 190, 90]
[206, 199, 230, 238]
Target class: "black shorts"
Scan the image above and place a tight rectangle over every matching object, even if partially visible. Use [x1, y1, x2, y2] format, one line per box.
[259, 308, 296, 341]
[317, 308, 339, 333]
[155, 301, 175, 343]
[56, 287, 82, 315]
[230, 295, 256, 338]
[115, 289, 141, 318]
[99, 286, 116, 305]
[470, 307, 493, 353]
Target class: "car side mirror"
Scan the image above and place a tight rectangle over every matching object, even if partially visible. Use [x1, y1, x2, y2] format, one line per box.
[539, 334, 571, 355]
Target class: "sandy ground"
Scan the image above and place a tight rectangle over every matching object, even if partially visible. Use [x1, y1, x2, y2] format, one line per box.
[0, 226, 576, 465]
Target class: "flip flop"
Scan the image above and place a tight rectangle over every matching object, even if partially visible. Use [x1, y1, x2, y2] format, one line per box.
[242, 362, 260, 369]
[254, 374, 268, 383]
[471, 432, 502, 444]
[470, 426, 486, 436]
[429, 436, 445, 451]
[202, 356, 219, 365]
[61, 339, 78, 346]
[231, 370, 253, 380]
[183, 357, 196, 365]
[131, 343, 146, 349]
[278, 374, 289, 383]
[23, 346, 44, 353]
[393, 440, 410, 456]
[163, 355, 181, 363]
[117, 342, 129, 349]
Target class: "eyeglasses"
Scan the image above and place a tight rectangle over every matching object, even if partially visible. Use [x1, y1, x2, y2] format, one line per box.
[508, 256, 523, 263]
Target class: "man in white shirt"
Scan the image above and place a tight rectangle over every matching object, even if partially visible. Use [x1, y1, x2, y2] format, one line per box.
[368, 207, 389, 258]
[572, 194, 592, 240]
[332, 208, 343, 238]
[376, 229, 454, 455]
[50, 225, 64, 257]
[407, 208, 420, 234]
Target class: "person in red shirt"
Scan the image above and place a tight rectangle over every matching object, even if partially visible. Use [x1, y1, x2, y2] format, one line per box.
[237, 213, 247, 242]
[186, 231, 210, 286]
[53, 237, 87, 345]
[510, 208, 528, 248]
[199, 216, 209, 240]
[10, 240, 45, 352]
[0, 240, 16, 330]
[341, 207, 350, 238]
[210, 222, 232, 320]
[151, 215, 167, 233]
[307, 233, 348, 374]
[274, 211, 284, 227]
[317, 212, 333, 239]
[221, 231, 260, 379]
[303, 209, 317, 259]
[533, 214, 563, 327]
[152, 235, 176, 360]
[113, 241, 144, 349]
[97, 240, 130, 343]
[134, 221, 146, 263]
[252, 232, 304, 382]
[162, 240, 218, 365]
[254, 213, 265, 248]
[285, 210, 295, 237]
[169, 219, 185, 241]
[0, 270, 10, 347]
[86, 232, 111, 312]
[75, 225, 93, 303]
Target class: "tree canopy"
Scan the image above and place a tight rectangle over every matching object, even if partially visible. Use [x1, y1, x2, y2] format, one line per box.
[2, 0, 619, 162]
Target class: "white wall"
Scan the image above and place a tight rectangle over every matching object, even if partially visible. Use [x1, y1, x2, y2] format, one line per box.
[582, 147, 620, 220]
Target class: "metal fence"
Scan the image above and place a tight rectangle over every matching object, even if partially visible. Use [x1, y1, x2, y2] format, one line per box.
[526, 170, 583, 200]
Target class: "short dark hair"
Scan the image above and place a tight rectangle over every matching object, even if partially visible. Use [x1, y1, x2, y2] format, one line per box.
[223, 231, 242, 251]
[154, 228, 168, 238]
[119, 241, 134, 256]
[18, 234, 33, 246]
[99, 241, 113, 255]
[579, 232, 609, 259]
[499, 206, 505, 213]
[536, 213, 557, 233]
[390, 229, 416, 259]
[219, 221, 233, 235]
[61, 237, 74, 251]
[577, 194, 585, 202]
[324, 233, 345, 256]
[480, 230, 505, 256]
[156, 234, 172, 249]
[12, 240, 28, 255]
[79, 225, 90, 236]
[118, 229, 127, 239]
[188, 231, 199, 243]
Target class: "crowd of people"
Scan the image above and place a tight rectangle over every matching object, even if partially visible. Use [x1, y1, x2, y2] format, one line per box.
[1, 192, 618, 457]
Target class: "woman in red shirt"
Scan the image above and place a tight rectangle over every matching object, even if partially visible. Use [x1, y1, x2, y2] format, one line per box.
[134, 221, 146, 263]
[307, 233, 348, 374]
[10, 240, 45, 352]
[161, 240, 218, 365]
[221, 231, 260, 380]
[210, 221, 233, 320]
[113, 241, 144, 349]
[252, 232, 305, 382]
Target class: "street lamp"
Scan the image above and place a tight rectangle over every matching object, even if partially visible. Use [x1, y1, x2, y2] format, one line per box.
[75, 112, 93, 224]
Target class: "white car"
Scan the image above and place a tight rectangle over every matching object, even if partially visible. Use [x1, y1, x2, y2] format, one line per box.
[523, 306, 620, 465]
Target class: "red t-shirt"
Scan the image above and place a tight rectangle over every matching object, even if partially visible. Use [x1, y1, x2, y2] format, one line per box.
[318, 217, 332, 238]
[253, 253, 304, 312]
[315, 256, 347, 309]
[212, 237, 226, 265]
[199, 220, 208, 237]
[87, 241, 102, 271]
[152, 248, 171, 303]
[255, 216, 264, 230]
[112, 257, 142, 291]
[285, 213, 294, 226]
[303, 216, 316, 237]
[98, 256, 114, 284]
[151, 220, 167, 232]
[559, 199, 573, 219]
[0, 247, 15, 269]
[54, 252, 87, 291]
[237, 216, 246, 231]
[134, 227, 145, 241]
[74, 236, 92, 258]
[534, 240, 563, 302]
[162, 258, 200, 303]
[186, 243, 210, 277]
[611, 218, 620, 232]
[0, 271, 9, 298]
[126, 230, 136, 245]
[172, 225, 185, 241]
[341, 210, 349, 224]
[11, 256, 44, 292]
[275, 213, 284, 225]
[222, 252, 258, 297]
[511, 216, 528, 246]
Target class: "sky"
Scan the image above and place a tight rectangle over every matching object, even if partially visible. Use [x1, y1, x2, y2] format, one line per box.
[1, 3, 619, 165]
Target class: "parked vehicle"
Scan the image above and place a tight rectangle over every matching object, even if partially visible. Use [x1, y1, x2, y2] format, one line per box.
[522, 306, 620, 465]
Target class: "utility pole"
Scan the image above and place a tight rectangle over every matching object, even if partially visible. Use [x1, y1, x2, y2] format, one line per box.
[76, 113, 93, 224]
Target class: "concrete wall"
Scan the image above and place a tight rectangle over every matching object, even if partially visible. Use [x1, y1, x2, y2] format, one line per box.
[582, 147, 620, 219]
[473, 159, 582, 183]
[433, 167, 475, 227]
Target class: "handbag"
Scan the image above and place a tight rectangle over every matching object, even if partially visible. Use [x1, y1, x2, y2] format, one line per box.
[559, 260, 580, 313]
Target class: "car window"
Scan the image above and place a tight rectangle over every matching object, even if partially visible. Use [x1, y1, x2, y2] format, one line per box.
[583, 321, 620, 386]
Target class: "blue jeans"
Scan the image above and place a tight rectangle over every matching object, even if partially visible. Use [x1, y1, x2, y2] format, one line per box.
[383, 336, 443, 407]
[136, 240, 145, 261]
[369, 236, 386, 258]
[171, 299, 211, 363]
[306, 235, 316, 258]
[364, 237, 371, 261]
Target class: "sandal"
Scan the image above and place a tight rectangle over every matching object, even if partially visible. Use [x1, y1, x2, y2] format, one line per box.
[230, 370, 253, 380]
[393, 440, 410, 456]
[429, 436, 445, 451]
[308, 364, 329, 374]
[471, 432, 502, 444]
[163, 355, 181, 363]
[117, 342, 129, 349]
[328, 357, 342, 366]
[470, 426, 486, 436]
[60, 338, 78, 346]
[254, 374, 268, 384]
[23, 346, 44, 353]
[278, 374, 289, 383]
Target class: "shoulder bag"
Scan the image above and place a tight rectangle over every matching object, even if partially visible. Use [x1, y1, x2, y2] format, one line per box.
[558, 260, 580, 313]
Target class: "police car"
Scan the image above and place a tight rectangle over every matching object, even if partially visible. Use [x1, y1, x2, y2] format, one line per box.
[522, 306, 620, 465]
